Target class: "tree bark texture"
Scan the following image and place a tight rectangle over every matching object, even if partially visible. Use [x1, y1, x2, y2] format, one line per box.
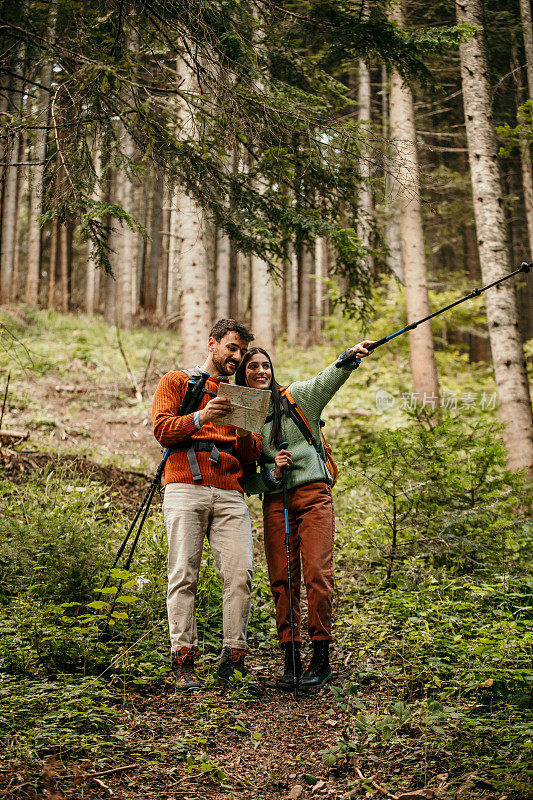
[382, 64, 403, 283]
[520, 0, 533, 98]
[215, 226, 231, 319]
[357, 59, 374, 272]
[0, 123, 21, 302]
[176, 57, 210, 364]
[389, 2, 440, 406]
[25, 22, 54, 306]
[457, 0, 533, 474]
[85, 149, 102, 314]
[299, 245, 313, 345]
[251, 252, 274, 352]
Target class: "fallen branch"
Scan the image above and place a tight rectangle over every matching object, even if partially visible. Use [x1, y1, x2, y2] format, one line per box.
[85, 764, 137, 779]
[355, 767, 398, 800]
[90, 776, 113, 795]
[0, 428, 29, 443]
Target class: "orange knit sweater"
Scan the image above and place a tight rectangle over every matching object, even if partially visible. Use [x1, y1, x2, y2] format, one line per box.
[152, 370, 262, 493]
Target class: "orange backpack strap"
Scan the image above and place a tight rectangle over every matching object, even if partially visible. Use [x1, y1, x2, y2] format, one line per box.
[281, 387, 323, 456]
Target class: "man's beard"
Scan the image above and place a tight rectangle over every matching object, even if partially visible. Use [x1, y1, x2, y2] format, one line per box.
[212, 353, 239, 376]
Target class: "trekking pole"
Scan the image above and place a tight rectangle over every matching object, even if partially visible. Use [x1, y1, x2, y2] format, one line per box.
[336, 261, 532, 368]
[99, 371, 211, 596]
[279, 441, 298, 702]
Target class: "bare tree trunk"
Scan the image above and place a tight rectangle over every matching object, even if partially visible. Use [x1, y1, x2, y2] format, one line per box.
[59, 220, 69, 312]
[85, 149, 102, 314]
[114, 130, 135, 329]
[381, 64, 404, 284]
[227, 244, 240, 320]
[357, 59, 374, 272]
[177, 57, 210, 364]
[135, 171, 150, 313]
[205, 218, 217, 320]
[299, 245, 313, 346]
[511, 34, 533, 252]
[215, 226, 231, 319]
[286, 242, 299, 346]
[520, 0, 533, 98]
[11, 135, 26, 301]
[228, 148, 241, 320]
[167, 184, 181, 323]
[157, 199, 170, 319]
[389, 3, 440, 406]
[180, 199, 209, 362]
[0, 119, 21, 303]
[313, 236, 325, 338]
[143, 168, 161, 315]
[47, 208, 59, 309]
[26, 17, 54, 306]
[251, 251, 274, 351]
[457, 0, 533, 474]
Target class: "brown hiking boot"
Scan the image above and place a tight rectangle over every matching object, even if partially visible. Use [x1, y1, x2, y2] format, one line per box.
[171, 646, 200, 691]
[217, 647, 247, 684]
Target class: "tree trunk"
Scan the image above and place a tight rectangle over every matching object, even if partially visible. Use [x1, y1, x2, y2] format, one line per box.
[215, 226, 231, 319]
[389, 2, 440, 406]
[177, 57, 210, 363]
[456, 0, 533, 474]
[251, 252, 274, 351]
[156, 198, 170, 319]
[25, 15, 54, 306]
[520, 0, 533, 98]
[357, 59, 374, 272]
[313, 236, 325, 338]
[381, 64, 403, 283]
[135, 171, 150, 313]
[11, 134, 26, 301]
[143, 168, 161, 314]
[286, 242, 299, 346]
[167, 185, 181, 324]
[0, 119, 21, 303]
[85, 149, 102, 314]
[299, 245, 313, 346]
[114, 130, 135, 329]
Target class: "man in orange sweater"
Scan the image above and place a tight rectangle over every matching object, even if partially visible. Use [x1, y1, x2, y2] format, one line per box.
[152, 319, 262, 690]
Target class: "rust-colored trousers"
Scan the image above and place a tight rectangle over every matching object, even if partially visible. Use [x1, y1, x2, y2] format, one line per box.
[263, 481, 335, 647]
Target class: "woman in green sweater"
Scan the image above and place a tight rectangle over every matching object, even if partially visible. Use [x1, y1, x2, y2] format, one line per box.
[235, 341, 373, 689]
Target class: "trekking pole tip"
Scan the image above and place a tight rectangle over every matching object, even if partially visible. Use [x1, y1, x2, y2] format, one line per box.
[521, 261, 532, 273]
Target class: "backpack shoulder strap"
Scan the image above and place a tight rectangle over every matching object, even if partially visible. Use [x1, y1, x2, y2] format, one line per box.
[182, 367, 203, 379]
[280, 387, 321, 453]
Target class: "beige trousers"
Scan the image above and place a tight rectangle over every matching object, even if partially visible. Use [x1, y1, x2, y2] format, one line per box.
[162, 483, 254, 653]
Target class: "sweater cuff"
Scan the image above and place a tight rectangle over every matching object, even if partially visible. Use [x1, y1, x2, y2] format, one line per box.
[337, 349, 361, 371]
[261, 466, 282, 490]
[193, 411, 201, 429]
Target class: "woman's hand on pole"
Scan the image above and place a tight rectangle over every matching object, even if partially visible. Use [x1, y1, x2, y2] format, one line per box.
[274, 449, 292, 480]
[348, 340, 376, 358]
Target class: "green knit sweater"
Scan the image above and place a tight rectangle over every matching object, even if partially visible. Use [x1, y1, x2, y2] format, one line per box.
[245, 361, 353, 495]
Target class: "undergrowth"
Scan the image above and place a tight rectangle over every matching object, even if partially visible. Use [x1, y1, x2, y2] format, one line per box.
[0, 301, 532, 797]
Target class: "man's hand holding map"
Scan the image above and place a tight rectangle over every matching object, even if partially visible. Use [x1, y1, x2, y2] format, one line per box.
[214, 383, 271, 433]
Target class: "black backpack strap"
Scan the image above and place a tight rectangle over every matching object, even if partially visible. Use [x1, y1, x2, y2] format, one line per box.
[168, 440, 236, 482]
[281, 394, 323, 459]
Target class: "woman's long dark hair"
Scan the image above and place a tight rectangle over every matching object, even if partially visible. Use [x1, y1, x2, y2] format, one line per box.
[235, 347, 284, 448]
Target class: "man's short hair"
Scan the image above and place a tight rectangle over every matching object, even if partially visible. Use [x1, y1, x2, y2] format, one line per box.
[210, 319, 254, 344]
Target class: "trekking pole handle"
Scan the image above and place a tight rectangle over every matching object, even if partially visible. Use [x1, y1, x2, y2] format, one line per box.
[279, 441, 290, 520]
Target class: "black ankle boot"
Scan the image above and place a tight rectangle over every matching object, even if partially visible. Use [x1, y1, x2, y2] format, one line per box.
[300, 641, 333, 690]
[277, 643, 302, 691]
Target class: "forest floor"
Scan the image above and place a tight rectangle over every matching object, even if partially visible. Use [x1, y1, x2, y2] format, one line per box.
[1, 307, 531, 800]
